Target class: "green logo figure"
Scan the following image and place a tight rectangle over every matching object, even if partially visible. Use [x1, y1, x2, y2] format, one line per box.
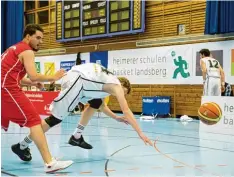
[171, 51, 190, 79]
[35, 62, 41, 73]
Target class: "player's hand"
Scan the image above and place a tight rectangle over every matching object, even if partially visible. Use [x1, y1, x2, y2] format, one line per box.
[113, 116, 129, 125]
[54, 69, 66, 81]
[36, 82, 44, 90]
[138, 133, 153, 146]
[221, 85, 225, 92]
[78, 103, 85, 112]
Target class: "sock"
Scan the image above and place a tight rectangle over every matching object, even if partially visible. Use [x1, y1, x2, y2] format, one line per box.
[20, 136, 32, 150]
[45, 157, 56, 167]
[73, 124, 85, 139]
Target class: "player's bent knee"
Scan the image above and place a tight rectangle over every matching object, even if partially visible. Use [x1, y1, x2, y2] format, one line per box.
[44, 115, 62, 127]
[88, 99, 103, 109]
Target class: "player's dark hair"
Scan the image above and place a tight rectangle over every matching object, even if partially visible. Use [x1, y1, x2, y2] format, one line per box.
[76, 52, 82, 65]
[23, 24, 44, 38]
[199, 49, 210, 57]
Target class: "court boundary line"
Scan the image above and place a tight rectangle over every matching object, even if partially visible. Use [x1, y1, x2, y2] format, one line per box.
[64, 116, 234, 135]
[4, 123, 233, 142]
[1, 169, 18, 176]
[105, 145, 131, 176]
[64, 120, 234, 137]
[2, 132, 234, 152]
[2, 159, 106, 172]
[153, 139, 221, 177]
[2, 149, 209, 170]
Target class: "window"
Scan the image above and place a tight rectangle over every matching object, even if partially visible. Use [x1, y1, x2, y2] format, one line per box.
[24, 0, 55, 25]
[25, 13, 35, 25]
[38, 10, 49, 24]
[25, 1, 35, 11]
[38, 1, 48, 8]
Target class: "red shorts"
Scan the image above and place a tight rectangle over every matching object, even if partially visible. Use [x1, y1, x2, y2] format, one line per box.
[1, 88, 41, 131]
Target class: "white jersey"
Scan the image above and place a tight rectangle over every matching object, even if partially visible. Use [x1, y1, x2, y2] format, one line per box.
[62, 63, 120, 88]
[50, 63, 120, 119]
[201, 57, 221, 96]
[201, 57, 221, 78]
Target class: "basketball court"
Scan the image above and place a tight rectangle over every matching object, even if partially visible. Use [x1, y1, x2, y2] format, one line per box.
[2, 115, 234, 176]
[1, 1, 234, 176]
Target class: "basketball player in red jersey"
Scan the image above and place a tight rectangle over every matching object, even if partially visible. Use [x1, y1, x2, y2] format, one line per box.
[1, 24, 73, 173]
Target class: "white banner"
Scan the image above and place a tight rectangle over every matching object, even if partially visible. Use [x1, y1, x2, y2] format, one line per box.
[108, 40, 234, 84]
[199, 96, 234, 151]
[35, 53, 90, 83]
[108, 45, 193, 84]
[33, 40, 234, 85]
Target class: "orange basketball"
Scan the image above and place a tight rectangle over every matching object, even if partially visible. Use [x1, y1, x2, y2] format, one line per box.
[198, 102, 222, 125]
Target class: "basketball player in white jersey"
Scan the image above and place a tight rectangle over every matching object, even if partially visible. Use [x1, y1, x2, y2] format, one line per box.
[199, 49, 225, 96]
[12, 63, 153, 161]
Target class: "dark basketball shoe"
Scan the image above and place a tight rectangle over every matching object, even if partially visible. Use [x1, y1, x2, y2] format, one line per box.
[11, 143, 32, 161]
[68, 135, 93, 149]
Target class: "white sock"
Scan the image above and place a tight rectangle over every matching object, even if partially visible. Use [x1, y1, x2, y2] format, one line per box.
[45, 157, 56, 167]
[73, 124, 85, 139]
[20, 136, 32, 150]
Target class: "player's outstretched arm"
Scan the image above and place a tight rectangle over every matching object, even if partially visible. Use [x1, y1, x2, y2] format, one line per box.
[99, 103, 117, 118]
[19, 50, 65, 82]
[100, 103, 129, 124]
[20, 77, 36, 86]
[20, 77, 45, 90]
[103, 84, 152, 146]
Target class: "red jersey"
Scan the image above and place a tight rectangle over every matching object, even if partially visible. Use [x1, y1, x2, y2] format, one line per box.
[1, 42, 41, 131]
[1, 42, 32, 90]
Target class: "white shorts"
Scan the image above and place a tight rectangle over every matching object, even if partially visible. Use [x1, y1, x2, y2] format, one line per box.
[49, 72, 108, 120]
[203, 77, 221, 96]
